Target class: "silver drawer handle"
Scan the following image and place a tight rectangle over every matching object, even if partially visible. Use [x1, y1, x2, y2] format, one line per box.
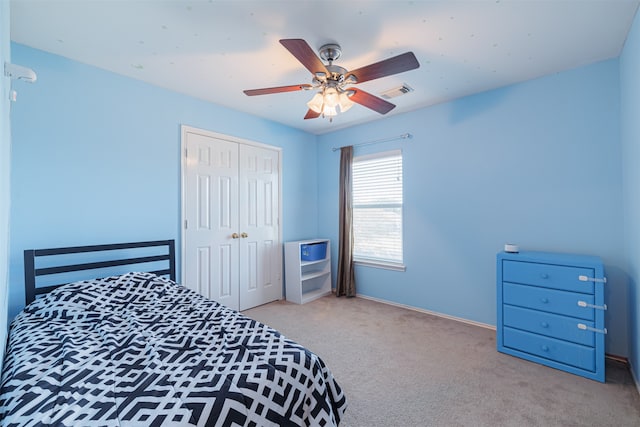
[577, 300, 607, 311]
[577, 323, 607, 334]
[578, 275, 607, 284]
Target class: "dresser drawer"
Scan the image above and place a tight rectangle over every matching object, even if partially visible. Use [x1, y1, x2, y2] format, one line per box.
[503, 260, 594, 294]
[503, 282, 594, 320]
[503, 327, 595, 372]
[503, 305, 595, 347]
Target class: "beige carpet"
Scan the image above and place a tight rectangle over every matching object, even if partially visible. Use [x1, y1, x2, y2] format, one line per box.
[244, 295, 640, 427]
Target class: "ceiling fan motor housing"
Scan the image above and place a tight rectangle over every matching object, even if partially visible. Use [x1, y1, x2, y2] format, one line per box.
[319, 43, 342, 63]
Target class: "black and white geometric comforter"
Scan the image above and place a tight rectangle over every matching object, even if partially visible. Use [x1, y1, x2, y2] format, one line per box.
[0, 272, 346, 426]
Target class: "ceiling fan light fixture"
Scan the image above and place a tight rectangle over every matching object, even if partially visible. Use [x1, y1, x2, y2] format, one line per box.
[307, 86, 350, 117]
[307, 92, 324, 113]
[323, 87, 339, 107]
[322, 105, 338, 117]
[338, 91, 354, 112]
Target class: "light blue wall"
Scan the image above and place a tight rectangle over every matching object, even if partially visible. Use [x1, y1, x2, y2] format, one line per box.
[318, 60, 627, 357]
[8, 40, 636, 364]
[621, 9, 640, 385]
[1, 0, 12, 371]
[8, 43, 319, 320]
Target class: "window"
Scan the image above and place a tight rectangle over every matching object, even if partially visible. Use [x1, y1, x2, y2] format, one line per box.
[352, 150, 404, 270]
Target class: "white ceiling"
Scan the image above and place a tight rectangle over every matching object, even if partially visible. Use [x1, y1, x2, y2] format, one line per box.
[10, 0, 640, 135]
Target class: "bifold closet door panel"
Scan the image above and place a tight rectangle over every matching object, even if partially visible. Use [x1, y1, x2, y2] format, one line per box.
[184, 133, 240, 310]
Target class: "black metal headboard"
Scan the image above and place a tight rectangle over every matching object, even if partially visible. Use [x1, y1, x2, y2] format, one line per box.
[24, 240, 176, 305]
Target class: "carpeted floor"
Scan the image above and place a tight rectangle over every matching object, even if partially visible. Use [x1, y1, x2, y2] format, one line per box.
[244, 295, 640, 427]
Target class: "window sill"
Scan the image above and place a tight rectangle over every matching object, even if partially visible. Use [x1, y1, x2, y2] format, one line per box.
[354, 259, 406, 272]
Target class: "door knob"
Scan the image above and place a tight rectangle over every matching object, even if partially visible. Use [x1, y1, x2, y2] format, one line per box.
[231, 233, 239, 239]
[241, 232, 248, 238]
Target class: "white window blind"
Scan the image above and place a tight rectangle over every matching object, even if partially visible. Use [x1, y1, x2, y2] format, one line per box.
[352, 150, 404, 268]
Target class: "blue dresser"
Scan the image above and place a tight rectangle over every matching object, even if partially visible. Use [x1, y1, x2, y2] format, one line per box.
[496, 251, 606, 382]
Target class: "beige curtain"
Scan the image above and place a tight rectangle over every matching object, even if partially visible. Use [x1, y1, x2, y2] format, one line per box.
[336, 146, 356, 297]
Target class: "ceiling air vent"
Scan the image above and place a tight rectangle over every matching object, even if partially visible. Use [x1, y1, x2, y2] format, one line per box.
[380, 83, 414, 99]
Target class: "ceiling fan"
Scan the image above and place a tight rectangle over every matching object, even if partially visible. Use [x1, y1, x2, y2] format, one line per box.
[243, 39, 420, 121]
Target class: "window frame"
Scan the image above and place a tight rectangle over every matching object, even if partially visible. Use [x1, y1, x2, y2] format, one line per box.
[351, 149, 405, 271]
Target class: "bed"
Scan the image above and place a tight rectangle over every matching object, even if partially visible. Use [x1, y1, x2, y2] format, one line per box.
[0, 240, 346, 426]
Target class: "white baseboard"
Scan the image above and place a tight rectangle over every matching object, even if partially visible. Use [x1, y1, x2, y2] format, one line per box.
[355, 294, 496, 331]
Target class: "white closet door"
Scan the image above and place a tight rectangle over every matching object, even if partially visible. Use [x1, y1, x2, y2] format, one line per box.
[182, 127, 281, 312]
[238, 144, 281, 310]
[184, 131, 240, 311]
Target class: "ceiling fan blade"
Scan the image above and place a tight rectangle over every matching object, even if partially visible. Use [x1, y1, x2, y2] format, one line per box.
[243, 84, 312, 96]
[304, 109, 321, 120]
[349, 89, 396, 114]
[346, 52, 419, 84]
[280, 39, 329, 75]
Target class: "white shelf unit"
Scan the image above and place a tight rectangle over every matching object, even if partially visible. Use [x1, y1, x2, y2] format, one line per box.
[285, 239, 332, 304]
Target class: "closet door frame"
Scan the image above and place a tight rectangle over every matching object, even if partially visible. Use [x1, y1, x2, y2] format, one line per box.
[179, 125, 283, 305]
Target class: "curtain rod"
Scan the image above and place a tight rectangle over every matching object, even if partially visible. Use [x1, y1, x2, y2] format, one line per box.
[331, 133, 412, 152]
